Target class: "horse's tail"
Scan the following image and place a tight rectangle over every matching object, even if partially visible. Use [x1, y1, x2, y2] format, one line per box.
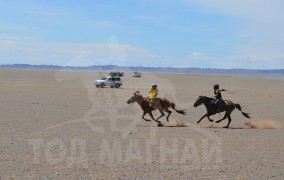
[235, 103, 250, 119]
[170, 102, 186, 115]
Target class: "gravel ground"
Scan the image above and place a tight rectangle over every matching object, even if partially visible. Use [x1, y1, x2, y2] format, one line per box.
[0, 69, 283, 179]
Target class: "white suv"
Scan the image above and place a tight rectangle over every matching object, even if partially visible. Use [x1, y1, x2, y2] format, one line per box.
[94, 76, 123, 88]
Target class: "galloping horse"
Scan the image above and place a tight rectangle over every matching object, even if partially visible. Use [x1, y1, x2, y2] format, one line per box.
[127, 91, 186, 126]
[193, 96, 250, 128]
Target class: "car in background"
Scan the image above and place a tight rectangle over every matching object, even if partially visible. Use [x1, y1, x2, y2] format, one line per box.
[132, 71, 142, 77]
[109, 72, 124, 77]
[94, 76, 123, 88]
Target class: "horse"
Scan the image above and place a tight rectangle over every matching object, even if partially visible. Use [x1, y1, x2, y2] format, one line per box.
[127, 91, 186, 126]
[193, 96, 250, 128]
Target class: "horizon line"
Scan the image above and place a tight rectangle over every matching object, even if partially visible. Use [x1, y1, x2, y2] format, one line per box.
[0, 63, 283, 71]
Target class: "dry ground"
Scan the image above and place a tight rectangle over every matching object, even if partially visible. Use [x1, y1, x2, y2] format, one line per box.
[0, 69, 283, 179]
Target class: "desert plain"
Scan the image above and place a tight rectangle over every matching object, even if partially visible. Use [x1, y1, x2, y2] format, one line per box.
[0, 69, 284, 179]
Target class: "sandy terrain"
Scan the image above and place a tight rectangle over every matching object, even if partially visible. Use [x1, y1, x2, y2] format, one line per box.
[0, 69, 283, 179]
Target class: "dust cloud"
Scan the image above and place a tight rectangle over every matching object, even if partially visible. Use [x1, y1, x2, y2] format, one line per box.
[170, 119, 186, 127]
[245, 120, 282, 129]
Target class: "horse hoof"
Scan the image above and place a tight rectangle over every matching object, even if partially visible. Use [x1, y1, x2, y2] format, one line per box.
[158, 123, 164, 127]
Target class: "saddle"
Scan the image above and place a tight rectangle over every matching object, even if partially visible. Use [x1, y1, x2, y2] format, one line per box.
[212, 98, 227, 112]
[211, 98, 224, 105]
[146, 97, 162, 108]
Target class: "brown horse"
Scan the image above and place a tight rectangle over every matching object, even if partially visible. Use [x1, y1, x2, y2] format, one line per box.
[127, 91, 186, 126]
[193, 96, 250, 128]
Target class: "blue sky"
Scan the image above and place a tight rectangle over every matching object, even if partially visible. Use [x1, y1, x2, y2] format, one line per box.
[0, 0, 283, 69]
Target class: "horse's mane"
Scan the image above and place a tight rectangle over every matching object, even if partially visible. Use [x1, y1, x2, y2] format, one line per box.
[201, 95, 213, 99]
[200, 95, 228, 102]
[134, 91, 155, 103]
[134, 91, 144, 98]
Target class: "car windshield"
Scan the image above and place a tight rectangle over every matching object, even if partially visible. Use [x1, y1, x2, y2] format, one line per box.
[101, 77, 107, 80]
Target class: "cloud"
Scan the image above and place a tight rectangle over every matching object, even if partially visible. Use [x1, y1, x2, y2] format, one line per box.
[0, 23, 36, 32]
[191, 51, 204, 58]
[174, 25, 194, 33]
[0, 34, 283, 69]
[134, 15, 165, 26]
[181, 0, 284, 68]
[183, 0, 284, 21]
[0, 35, 160, 67]
[180, 51, 284, 69]
[135, 15, 155, 22]
[84, 20, 119, 28]
[5, 1, 70, 18]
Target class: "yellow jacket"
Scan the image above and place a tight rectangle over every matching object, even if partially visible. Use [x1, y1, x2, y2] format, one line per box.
[214, 88, 225, 99]
[148, 89, 158, 99]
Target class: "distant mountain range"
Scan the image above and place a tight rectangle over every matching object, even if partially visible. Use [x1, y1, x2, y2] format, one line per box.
[1, 64, 284, 78]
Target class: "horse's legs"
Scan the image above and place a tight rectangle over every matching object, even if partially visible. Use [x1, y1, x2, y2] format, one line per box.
[149, 112, 162, 125]
[206, 115, 214, 122]
[224, 115, 232, 128]
[149, 112, 156, 120]
[142, 112, 151, 121]
[156, 108, 165, 121]
[164, 108, 172, 122]
[197, 113, 208, 124]
[215, 113, 227, 123]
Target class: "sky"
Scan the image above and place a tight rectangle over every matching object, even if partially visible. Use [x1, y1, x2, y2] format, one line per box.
[0, 0, 284, 69]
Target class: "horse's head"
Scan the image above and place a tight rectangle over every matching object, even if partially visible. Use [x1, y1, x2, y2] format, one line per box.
[127, 91, 143, 104]
[193, 96, 205, 107]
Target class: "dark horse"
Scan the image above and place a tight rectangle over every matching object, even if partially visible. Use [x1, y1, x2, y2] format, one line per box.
[127, 91, 186, 126]
[193, 96, 250, 128]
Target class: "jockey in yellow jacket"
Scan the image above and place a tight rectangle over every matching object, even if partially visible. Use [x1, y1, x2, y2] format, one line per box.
[148, 84, 158, 107]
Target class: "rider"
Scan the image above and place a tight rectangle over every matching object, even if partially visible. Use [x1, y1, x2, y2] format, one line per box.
[148, 84, 158, 107]
[214, 84, 227, 110]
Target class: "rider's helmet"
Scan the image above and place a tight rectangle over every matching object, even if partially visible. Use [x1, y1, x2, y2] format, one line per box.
[152, 84, 157, 88]
[214, 84, 219, 89]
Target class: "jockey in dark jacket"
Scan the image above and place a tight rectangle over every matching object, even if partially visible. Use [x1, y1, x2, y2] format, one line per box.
[214, 84, 227, 110]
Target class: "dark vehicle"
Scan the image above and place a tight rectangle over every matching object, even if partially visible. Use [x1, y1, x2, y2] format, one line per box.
[108, 72, 124, 77]
[133, 71, 142, 77]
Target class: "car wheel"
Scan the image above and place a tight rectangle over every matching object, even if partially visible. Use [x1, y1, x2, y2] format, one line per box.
[115, 83, 120, 88]
[96, 85, 99, 88]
